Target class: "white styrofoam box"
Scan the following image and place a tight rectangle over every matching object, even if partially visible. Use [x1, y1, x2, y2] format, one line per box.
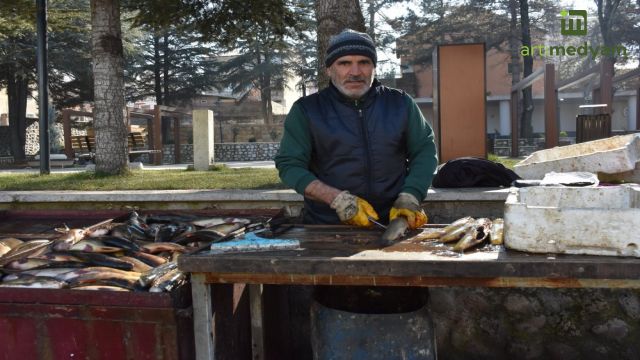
[514, 134, 640, 179]
[504, 185, 640, 257]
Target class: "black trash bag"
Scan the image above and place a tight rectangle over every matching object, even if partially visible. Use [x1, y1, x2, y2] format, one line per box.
[431, 157, 521, 188]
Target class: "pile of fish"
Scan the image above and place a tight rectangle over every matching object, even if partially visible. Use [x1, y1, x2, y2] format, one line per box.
[415, 216, 504, 252]
[0, 211, 260, 292]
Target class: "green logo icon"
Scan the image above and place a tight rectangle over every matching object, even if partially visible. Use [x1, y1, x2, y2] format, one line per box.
[560, 9, 587, 36]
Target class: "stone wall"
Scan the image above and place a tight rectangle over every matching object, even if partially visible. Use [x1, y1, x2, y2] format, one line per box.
[431, 287, 640, 359]
[162, 142, 279, 164]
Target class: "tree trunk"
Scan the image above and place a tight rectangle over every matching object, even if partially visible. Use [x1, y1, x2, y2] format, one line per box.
[153, 28, 162, 105]
[7, 68, 28, 163]
[163, 32, 169, 105]
[315, 0, 366, 89]
[519, 0, 534, 139]
[508, 0, 520, 86]
[91, 0, 128, 174]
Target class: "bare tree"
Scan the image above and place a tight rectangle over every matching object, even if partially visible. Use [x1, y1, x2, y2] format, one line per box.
[91, 0, 129, 174]
[315, 0, 366, 89]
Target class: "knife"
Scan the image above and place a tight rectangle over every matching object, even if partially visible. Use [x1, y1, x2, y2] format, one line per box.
[367, 216, 387, 229]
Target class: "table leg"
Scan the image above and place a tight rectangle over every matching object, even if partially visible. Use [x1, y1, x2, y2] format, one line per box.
[249, 284, 265, 360]
[192, 273, 215, 360]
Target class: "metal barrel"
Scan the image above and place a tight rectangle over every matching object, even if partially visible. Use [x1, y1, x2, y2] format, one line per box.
[310, 298, 436, 360]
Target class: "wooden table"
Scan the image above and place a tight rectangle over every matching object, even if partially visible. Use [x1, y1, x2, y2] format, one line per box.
[178, 225, 640, 360]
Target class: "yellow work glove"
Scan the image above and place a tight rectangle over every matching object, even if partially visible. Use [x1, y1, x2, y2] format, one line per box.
[330, 190, 379, 227]
[389, 192, 428, 229]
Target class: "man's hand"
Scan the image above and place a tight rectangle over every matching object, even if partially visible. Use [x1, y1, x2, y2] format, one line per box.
[330, 191, 379, 227]
[389, 192, 427, 229]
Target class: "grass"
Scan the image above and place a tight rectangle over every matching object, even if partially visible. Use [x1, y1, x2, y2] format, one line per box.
[0, 156, 523, 191]
[0, 167, 286, 191]
[488, 153, 522, 170]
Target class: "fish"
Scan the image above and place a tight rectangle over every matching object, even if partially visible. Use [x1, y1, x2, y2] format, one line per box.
[53, 228, 86, 246]
[138, 261, 178, 287]
[4, 258, 85, 271]
[71, 285, 130, 292]
[379, 217, 409, 246]
[172, 228, 226, 245]
[30, 252, 83, 262]
[116, 256, 153, 273]
[2, 268, 77, 281]
[60, 251, 134, 271]
[141, 242, 186, 254]
[0, 238, 24, 257]
[56, 267, 141, 282]
[69, 240, 123, 253]
[149, 268, 186, 293]
[490, 218, 504, 245]
[92, 236, 141, 252]
[452, 218, 493, 252]
[110, 224, 147, 241]
[67, 276, 140, 291]
[0, 277, 68, 289]
[84, 227, 110, 238]
[442, 217, 475, 233]
[0, 239, 51, 266]
[440, 222, 474, 243]
[125, 251, 168, 267]
[191, 217, 251, 228]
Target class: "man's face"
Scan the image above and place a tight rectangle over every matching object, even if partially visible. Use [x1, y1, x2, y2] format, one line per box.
[326, 55, 375, 100]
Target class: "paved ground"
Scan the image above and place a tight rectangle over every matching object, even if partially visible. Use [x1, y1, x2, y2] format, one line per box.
[0, 161, 275, 174]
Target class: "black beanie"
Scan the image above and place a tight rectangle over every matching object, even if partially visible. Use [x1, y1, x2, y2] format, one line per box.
[325, 29, 377, 68]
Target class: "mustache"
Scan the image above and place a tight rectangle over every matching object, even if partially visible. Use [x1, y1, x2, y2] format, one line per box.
[344, 76, 366, 82]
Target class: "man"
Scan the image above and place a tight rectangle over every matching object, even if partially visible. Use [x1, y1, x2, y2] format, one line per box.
[276, 29, 438, 228]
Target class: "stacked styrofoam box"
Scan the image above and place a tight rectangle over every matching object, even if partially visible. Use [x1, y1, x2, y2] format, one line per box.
[504, 184, 640, 257]
[514, 134, 640, 181]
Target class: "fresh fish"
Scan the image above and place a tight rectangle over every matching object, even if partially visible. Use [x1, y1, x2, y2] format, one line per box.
[69, 240, 123, 253]
[30, 252, 83, 262]
[53, 228, 85, 247]
[84, 227, 110, 238]
[4, 258, 84, 271]
[172, 228, 226, 245]
[138, 261, 178, 287]
[67, 276, 140, 291]
[125, 251, 168, 267]
[205, 222, 245, 235]
[92, 236, 141, 252]
[453, 218, 492, 252]
[0, 238, 24, 257]
[56, 267, 141, 282]
[442, 217, 475, 233]
[72, 285, 130, 291]
[0, 239, 51, 266]
[116, 256, 153, 273]
[490, 218, 504, 245]
[61, 251, 134, 271]
[191, 217, 251, 228]
[414, 229, 447, 240]
[3, 268, 77, 281]
[149, 268, 186, 293]
[380, 217, 409, 246]
[0, 277, 68, 289]
[110, 224, 147, 241]
[142, 242, 186, 254]
[440, 221, 474, 243]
